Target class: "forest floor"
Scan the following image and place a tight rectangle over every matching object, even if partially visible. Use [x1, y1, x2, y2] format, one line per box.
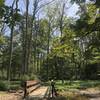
[0, 80, 100, 100]
[0, 87, 100, 100]
[48, 80, 100, 100]
[49, 87, 100, 100]
[0, 90, 23, 100]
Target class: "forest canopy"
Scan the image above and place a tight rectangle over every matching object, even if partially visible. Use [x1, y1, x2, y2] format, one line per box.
[0, 0, 100, 81]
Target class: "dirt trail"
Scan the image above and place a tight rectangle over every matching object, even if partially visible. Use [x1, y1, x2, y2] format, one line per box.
[0, 87, 100, 100]
[0, 90, 23, 100]
[77, 88, 100, 100]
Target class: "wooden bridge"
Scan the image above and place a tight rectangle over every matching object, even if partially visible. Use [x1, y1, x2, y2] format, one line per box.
[23, 80, 50, 100]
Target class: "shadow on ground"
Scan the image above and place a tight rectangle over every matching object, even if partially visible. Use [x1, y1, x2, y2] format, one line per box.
[47, 94, 89, 100]
[48, 96, 67, 100]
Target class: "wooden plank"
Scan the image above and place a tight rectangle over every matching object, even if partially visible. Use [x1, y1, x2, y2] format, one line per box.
[27, 84, 41, 94]
[26, 80, 40, 87]
[28, 86, 49, 99]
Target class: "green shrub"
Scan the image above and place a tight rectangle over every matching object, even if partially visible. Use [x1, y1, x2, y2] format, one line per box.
[10, 81, 21, 90]
[11, 81, 21, 85]
[21, 75, 30, 81]
[29, 74, 36, 80]
[10, 84, 21, 90]
[0, 81, 10, 91]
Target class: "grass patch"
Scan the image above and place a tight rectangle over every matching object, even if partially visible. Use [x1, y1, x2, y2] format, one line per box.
[0, 80, 21, 91]
[48, 91, 89, 100]
[53, 80, 100, 91]
[10, 81, 21, 90]
[0, 81, 10, 91]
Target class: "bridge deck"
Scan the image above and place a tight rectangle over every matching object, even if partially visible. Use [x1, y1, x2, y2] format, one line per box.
[27, 86, 49, 100]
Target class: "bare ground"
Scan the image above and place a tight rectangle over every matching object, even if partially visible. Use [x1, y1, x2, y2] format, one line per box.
[49, 87, 100, 100]
[0, 87, 100, 100]
[0, 90, 23, 100]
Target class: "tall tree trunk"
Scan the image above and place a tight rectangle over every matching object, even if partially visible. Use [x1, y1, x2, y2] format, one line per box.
[22, 0, 29, 75]
[59, 3, 65, 83]
[7, 0, 16, 81]
[26, 0, 29, 73]
[28, 0, 38, 74]
[46, 20, 51, 80]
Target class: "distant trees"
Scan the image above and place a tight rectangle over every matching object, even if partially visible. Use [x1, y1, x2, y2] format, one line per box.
[40, 0, 100, 81]
[0, 0, 99, 81]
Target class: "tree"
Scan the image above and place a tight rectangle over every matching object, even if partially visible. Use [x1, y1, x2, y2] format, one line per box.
[8, 0, 20, 80]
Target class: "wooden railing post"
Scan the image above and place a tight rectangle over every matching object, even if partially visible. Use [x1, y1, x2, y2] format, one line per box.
[23, 81, 27, 98]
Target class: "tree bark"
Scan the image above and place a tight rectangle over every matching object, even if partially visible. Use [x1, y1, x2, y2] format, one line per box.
[7, 0, 16, 81]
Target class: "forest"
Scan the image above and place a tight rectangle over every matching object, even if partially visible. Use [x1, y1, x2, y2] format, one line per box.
[0, 0, 100, 100]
